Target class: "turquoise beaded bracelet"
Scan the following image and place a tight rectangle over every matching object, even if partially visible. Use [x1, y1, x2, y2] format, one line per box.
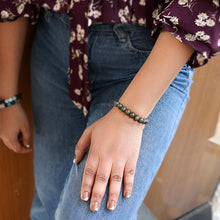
[0, 93, 23, 109]
[114, 101, 149, 124]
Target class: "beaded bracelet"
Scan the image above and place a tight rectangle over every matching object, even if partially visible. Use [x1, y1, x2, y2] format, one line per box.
[114, 101, 149, 124]
[0, 93, 23, 109]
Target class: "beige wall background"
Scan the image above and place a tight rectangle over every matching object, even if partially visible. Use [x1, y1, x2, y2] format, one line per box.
[144, 55, 220, 219]
[0, 28, 220, 219]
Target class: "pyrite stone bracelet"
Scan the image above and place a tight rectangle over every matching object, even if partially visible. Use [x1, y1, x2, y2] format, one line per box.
[114, 101, 149, 124]
[0, 93, 23, 109]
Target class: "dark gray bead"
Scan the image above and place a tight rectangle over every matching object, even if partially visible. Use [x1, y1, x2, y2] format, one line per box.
[129, 112, 135, 118]
[114, 101, 118, 106]
[143, 118, 149, 124]
[118, 104, 123, 109]
[121, 106, 126, 112]
[139, 118, 144, 123]
[134, 116, 140, 121]
[125, 109, 131, 115]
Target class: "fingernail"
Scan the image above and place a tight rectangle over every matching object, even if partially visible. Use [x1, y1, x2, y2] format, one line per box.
[25, 144, 31, 148]
[73, 155, 77, 164]
[107, 200, 115, 210]
[91, 201, 99, 212]
[81, 191, 89, 201]
[124, 191, 130, 198]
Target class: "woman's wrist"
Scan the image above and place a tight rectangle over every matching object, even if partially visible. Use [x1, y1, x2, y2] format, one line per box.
[0, 72, 19, 100]
[0, 93, 23, 109]
[0, 90, 19, 100]
[109, 106, 145, 130]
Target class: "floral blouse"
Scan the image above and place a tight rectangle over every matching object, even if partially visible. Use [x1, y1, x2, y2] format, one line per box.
[0, 0, 220, 117]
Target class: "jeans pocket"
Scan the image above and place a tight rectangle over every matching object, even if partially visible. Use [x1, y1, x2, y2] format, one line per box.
[126, 28, 156, 55]
[40, 8, 70, 26]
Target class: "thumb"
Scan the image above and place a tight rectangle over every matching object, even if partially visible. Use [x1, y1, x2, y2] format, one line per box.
[74, 126, 92, 164]
[20, 123, 31, 149]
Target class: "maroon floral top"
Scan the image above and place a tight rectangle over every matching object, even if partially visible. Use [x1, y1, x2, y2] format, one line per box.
[1, 0, 220, 116]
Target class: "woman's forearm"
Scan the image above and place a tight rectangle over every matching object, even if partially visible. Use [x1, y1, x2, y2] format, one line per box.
[119, 28, 194, 118]
[0, 18, 28, 99]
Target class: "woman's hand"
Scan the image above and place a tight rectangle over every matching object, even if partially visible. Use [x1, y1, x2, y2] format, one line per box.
[74, 106, 145, 212]
[0, 103, 32, 153]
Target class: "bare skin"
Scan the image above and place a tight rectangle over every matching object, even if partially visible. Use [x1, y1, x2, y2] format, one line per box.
[76, 28, 194, 212]
[0, 18, 31, 153]
[0, 18, 194, 211]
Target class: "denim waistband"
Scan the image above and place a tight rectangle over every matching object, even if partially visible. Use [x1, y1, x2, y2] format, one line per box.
[89, 21, 151, 32]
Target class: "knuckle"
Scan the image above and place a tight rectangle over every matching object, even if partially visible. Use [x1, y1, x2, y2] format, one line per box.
[126, 169, 135, 176]
[125, 182, 133, 188]
[109, 192, 118, 199]
[92, 192, 102, 200]
[85, 167, 96, 177]
[96, 173, 107, 183]
[111, 174, 122, 182]
[82, 183, 92, 190]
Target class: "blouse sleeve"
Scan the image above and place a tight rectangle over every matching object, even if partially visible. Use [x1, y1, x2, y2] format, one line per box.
[0, 1, 39, 24]
[151, 0, 220, 68]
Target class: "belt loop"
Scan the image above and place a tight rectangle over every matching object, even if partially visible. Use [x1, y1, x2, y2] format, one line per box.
[113, 24, 127, 43]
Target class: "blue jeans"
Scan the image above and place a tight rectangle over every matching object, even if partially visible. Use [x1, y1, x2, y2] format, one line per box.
[30, 8, 194, 220]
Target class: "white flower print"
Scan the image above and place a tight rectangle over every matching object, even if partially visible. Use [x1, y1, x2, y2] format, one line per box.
[138, 18, 146, 26]
[70, 31, 76, 43]
[195, 31, 205, 37]
[202, 51, 208, 59]
[195, 19, 206, 27]
[131, 14, 137, 23]
[152, 8, 159, 19]
[88, 18, 92, 26]
[53, 4, 61, 11]
[83, 54, 88, 64]
[213, 0, 219, 7]
[76, 24, 85, 42]
[195, 13, 216, 27]
[1, 10, 9, 19]
[139, 0, 146, 6]
[74, 89, 81, 95]
[42, 3, 50, 9]
[217, 39, 220, 47]
[118, 6, 130, 23]
[175, 35, 182, 42]
[78, 64, 83, 80]
[178, 0, 188, 5]
[185, 33, 196, 41]
[198, 13, 208, 20]
[165, 16, 179, 25]
[93, 10, 101, 19]
[196, 53, 206, 65]
[177, 0, 197, 11]
[23, 13, 29, 18]
[73, 101, 82, 109]
[206, 19, 215, 27]
[170, 16, 179, 25]
[195, 31, 210, 41]
[83, 106, 88, 117]
[86, 94, 91, 102]
[88, 4, 101, 19]
[75, 49, 81, 57]
[17, 4, 25, 14]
